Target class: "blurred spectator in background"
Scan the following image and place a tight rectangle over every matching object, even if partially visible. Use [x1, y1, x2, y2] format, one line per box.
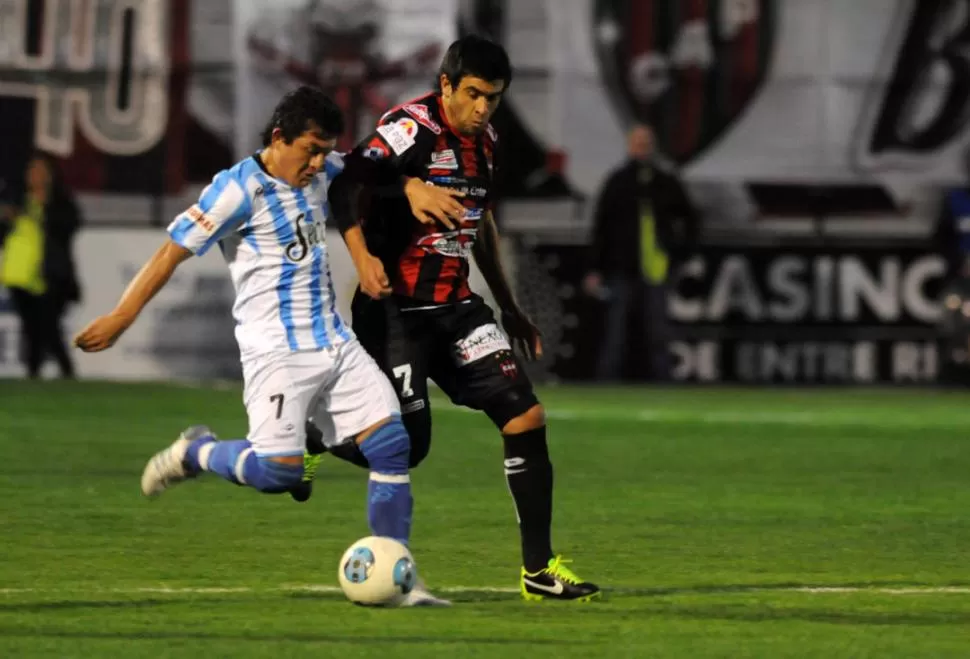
[0, 152, 82, 379]
[934, 151, 970, 383]
[583, 124, 698, 382]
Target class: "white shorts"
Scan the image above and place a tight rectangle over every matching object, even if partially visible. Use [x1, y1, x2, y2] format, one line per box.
[242, 338, 400, 457]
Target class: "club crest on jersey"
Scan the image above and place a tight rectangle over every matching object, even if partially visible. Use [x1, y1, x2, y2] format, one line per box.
[593, 0, 776, 164]
[363, 137, 391, 161]
[403, 104, 442, 134]
[429, 149, 459, 170]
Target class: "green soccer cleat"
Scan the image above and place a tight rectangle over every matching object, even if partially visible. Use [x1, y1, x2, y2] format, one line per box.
[289, 419, 328, 503]
[289, 451, 323, 503]
[520, 556, 602, 602]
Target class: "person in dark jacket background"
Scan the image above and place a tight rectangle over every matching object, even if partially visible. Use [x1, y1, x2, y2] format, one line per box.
[0, 151, 82, 379]
[582, 124, 698, 382]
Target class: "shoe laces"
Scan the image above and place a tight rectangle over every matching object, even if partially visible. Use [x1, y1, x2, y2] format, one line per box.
[546, 556, 582, 585]
[302, 452, 323, 482]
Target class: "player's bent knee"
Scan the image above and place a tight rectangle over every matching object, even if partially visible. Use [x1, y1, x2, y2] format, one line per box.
[358, 417, 410, 475]
[242, 454, 304, 493]
[501, 404, 546, 435]
[483, 386, 541, 433]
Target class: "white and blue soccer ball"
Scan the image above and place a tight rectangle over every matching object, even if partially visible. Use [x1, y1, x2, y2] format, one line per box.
[338, 536, 417, 606]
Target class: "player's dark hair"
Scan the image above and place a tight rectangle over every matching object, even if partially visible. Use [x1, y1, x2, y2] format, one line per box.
[435, 35, 512, 93]
[260, 86, 344, 146]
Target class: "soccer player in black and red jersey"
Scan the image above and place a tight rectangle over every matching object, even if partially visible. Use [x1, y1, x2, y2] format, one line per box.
[307, 35, 601, 602]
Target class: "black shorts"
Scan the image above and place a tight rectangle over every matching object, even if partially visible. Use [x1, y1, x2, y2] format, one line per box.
[352, 291, 537, 422]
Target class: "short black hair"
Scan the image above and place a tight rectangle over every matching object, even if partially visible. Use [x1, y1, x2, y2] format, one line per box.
[261, 86, 344, 146]
[435, 35, 512, 93]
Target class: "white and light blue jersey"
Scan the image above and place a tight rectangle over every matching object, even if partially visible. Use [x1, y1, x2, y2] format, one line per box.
[167, 153, 352, 358]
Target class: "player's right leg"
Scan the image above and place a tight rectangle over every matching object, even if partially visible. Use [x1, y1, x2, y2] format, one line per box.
[140, 355, 321, 497]
[311, 337, 449, 607]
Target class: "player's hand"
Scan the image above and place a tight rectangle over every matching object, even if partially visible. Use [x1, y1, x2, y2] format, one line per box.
[404, 178, 465, 230]
[73, 312, 133, 352]
[502, 308, 543, 361]
[356, 252, 392, 300]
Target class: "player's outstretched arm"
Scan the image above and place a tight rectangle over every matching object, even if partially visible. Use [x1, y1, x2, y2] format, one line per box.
[74, 240, 191, 352]
[473, 212, 542, 360]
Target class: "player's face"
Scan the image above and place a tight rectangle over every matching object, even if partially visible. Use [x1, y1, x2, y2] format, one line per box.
[271, 126, 337, 187]
[440, 75, 505, 135]
[26, 157, 52, 196]
[628, 125, 654, 162]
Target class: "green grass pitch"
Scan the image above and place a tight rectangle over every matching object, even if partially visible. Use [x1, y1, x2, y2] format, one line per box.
[1, 380, 969, 657]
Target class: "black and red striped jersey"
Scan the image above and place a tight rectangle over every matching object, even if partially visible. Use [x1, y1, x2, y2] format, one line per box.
[341, 92, 497, 305]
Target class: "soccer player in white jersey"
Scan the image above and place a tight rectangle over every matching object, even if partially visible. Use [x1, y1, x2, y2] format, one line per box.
[74, 86, 456, 606]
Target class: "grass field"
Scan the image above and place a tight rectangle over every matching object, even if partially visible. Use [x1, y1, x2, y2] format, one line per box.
[1, 380, 970, 657]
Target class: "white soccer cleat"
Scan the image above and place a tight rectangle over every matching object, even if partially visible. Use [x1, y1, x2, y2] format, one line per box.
[397, 577, 452, 607]
[140, 426, 212, 497]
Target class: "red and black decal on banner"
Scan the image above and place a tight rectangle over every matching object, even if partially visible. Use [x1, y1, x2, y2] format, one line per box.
[593, 0, 775, 165]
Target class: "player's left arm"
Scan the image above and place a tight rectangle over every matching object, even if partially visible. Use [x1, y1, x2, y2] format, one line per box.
[75, 170, 250, 352]
[473, 211, 543, 361]
[73, 240, 193, 352]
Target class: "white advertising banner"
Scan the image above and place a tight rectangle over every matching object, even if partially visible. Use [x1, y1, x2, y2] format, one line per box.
[0, 228, 501, 381]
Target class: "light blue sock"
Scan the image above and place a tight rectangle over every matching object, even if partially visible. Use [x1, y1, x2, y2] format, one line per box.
[358, 418, 413, 545]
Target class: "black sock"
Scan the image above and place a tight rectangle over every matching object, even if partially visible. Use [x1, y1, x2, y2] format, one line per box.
[305, 420, 371, 468]
[328, 439, 371, 469]
[503, 426, 554, 573]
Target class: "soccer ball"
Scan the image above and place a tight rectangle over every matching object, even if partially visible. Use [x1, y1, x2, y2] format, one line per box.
[338, 536, 417, 606]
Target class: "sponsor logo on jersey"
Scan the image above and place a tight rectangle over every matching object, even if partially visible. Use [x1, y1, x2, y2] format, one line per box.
[416, 228, 478, 259]
[429, 149, 459, 170]
[453, 323, 512, 366]
[403, 104, 442, 134]
[253, 181, 276, 197]
[284, 213, 326, 262]
[186, 204, 215, 234]
[376, 122, 416, 155]
[396, 118, 419, 137]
